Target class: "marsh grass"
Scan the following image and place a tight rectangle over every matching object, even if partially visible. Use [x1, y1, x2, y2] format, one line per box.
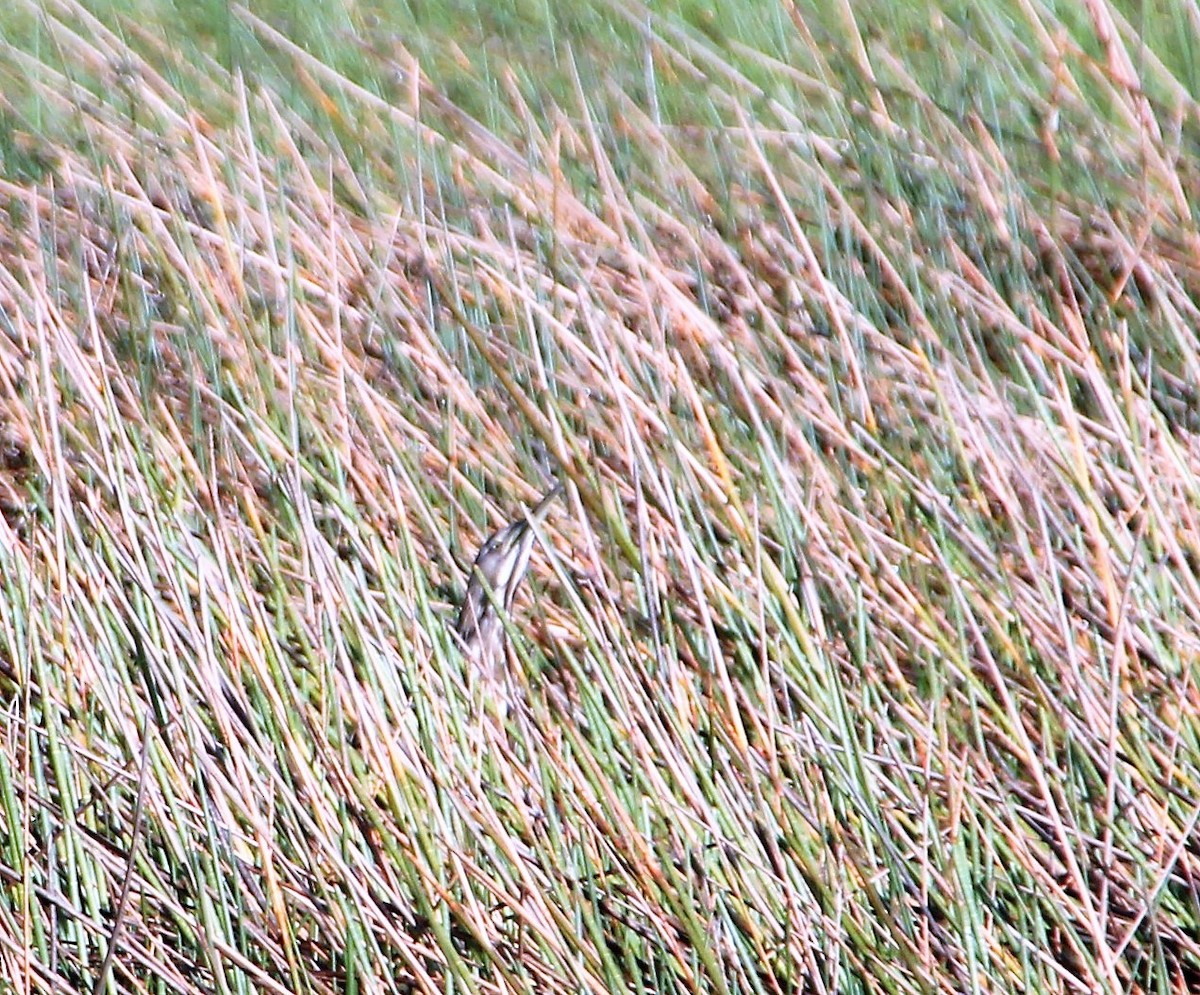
[1, 0, 1199, 992]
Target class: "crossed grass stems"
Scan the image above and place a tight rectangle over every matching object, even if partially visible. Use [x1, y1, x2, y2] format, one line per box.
[2, 0, 1198, 989]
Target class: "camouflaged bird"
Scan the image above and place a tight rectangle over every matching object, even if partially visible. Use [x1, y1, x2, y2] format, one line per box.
[454, 483, 563, 678]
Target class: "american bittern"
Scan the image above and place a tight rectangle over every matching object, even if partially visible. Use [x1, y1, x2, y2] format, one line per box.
[454, 482, 563, 677]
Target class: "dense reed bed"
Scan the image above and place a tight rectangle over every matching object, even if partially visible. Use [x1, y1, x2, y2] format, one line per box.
[1, 1, 1199, 992]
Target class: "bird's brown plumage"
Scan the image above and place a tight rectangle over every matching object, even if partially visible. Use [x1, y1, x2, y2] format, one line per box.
[454, 483, 562, 677]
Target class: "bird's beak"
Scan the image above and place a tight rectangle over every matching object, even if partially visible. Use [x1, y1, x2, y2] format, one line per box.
[529, 481, 565, 522]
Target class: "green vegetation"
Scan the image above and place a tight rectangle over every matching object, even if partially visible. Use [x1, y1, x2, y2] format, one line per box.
[1, 0, 1199, 992]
